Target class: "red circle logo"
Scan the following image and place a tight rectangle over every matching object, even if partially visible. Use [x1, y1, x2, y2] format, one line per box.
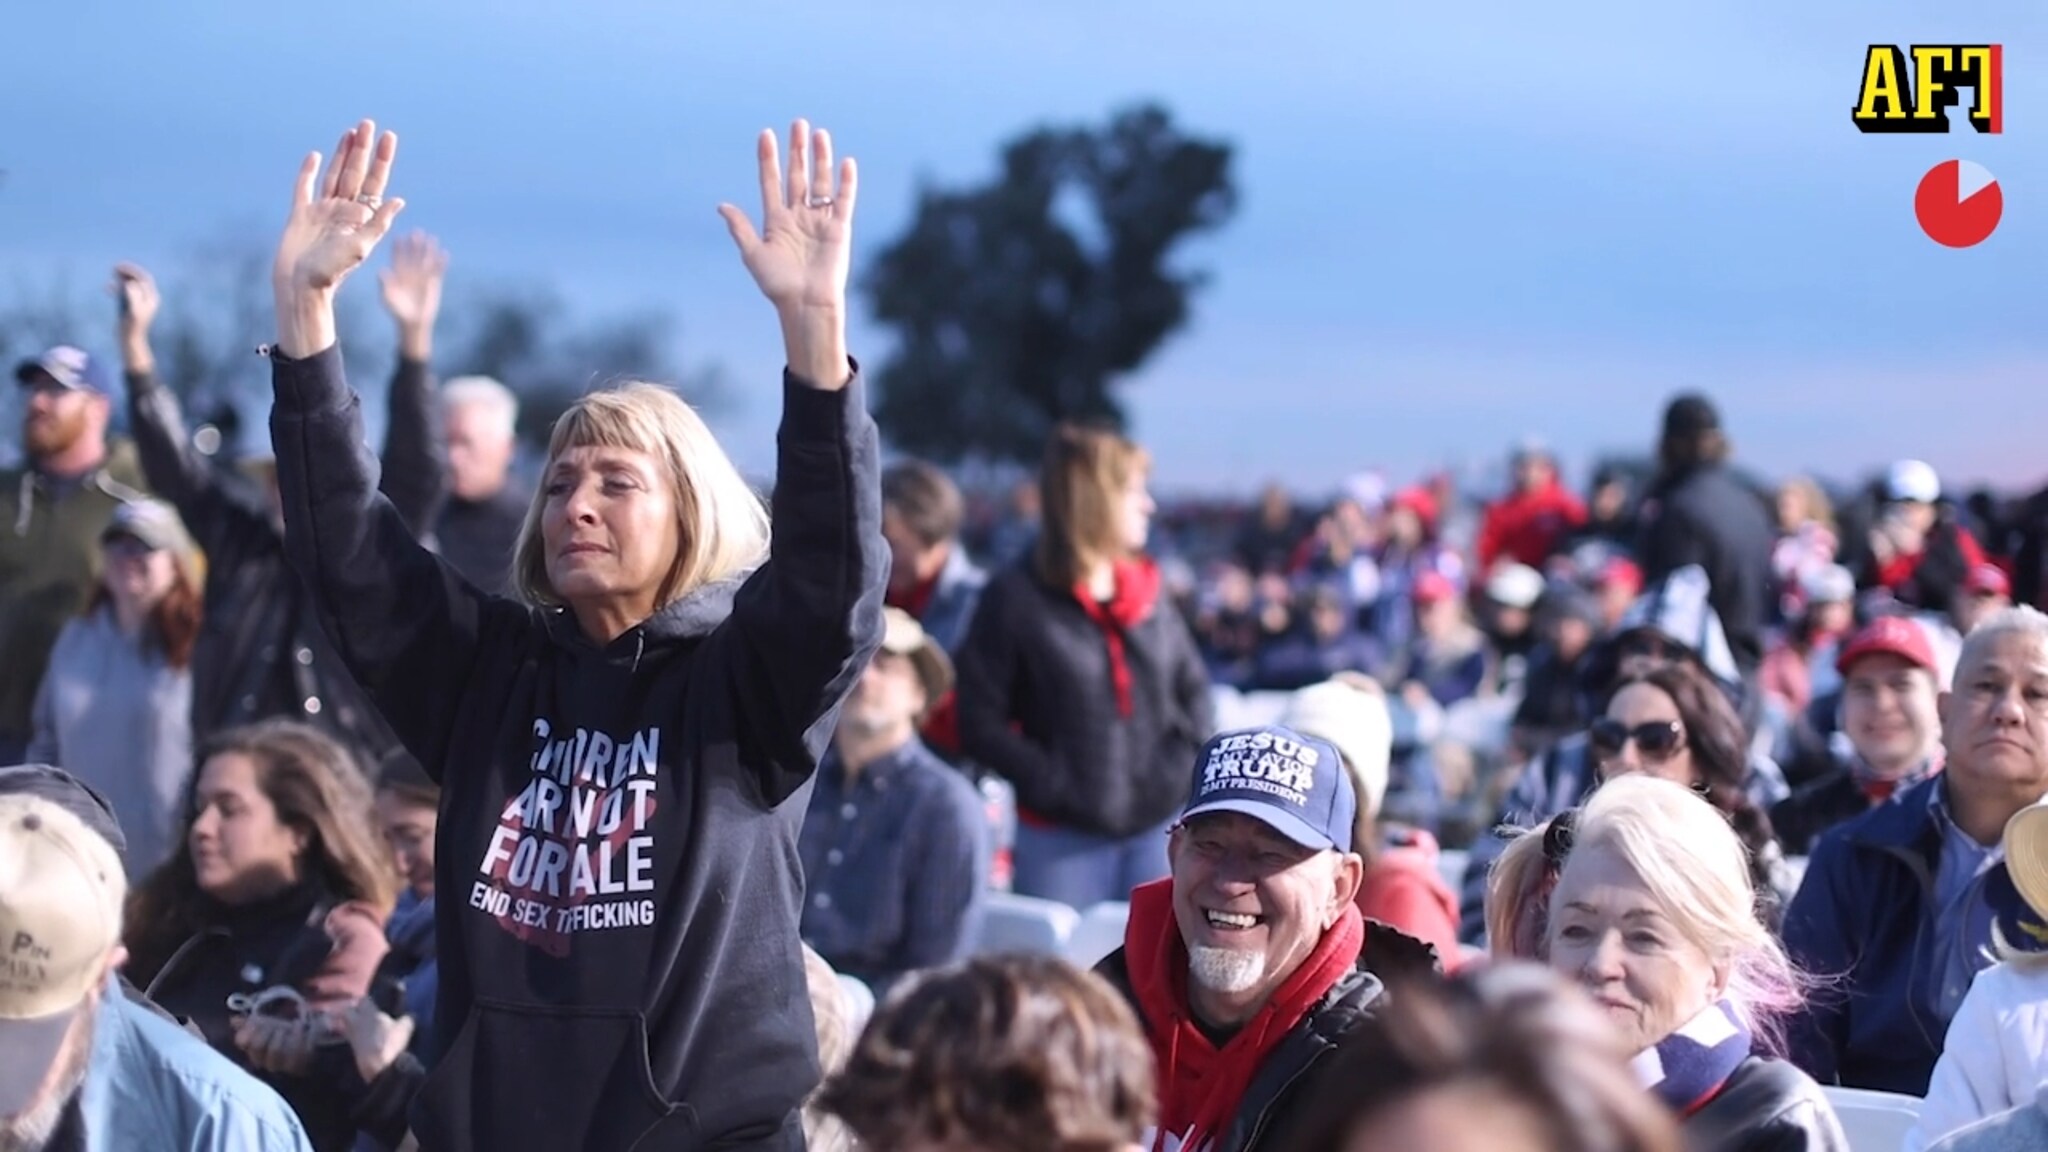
[1915, 159, 2002, 248]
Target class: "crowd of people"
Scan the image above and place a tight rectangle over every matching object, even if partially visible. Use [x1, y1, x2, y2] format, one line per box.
[5, 115, 2048, 1152]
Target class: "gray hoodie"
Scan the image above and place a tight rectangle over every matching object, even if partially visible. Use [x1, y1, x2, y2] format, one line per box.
[27, 605, 192, 875]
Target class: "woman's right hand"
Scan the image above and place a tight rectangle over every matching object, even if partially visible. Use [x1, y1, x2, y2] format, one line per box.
[272, 119, 407, 357]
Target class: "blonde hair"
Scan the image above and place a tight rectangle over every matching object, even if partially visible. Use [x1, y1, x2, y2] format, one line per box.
[1552, 776, 1804, 1052]
[1778, 476, 1834, 532]
[1486, 817, 1560, 961]
[512, 382, 769, 608]
[1034, 424, 1149, 588]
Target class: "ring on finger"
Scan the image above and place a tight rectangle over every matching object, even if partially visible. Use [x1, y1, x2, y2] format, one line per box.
[356, 193, 383, 209]
[805, 194, 834, 209]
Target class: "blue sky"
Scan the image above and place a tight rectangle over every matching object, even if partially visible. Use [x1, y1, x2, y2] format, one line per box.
[5, 0, 2043, 497]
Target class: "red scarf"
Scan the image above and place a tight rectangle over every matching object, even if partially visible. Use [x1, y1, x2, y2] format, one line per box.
[1124, 878, 1365, 1152]
[1073, 558, 1161, 718]
[886, 570, 940, 619]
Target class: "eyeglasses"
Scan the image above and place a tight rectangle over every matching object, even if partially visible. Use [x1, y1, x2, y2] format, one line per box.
[1588, 718, 1686, 762]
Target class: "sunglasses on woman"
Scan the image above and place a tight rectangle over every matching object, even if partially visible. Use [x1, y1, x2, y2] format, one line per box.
[1588, 718, 1686, 762]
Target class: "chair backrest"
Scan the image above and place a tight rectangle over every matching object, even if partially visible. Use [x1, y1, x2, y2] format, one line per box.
[1065, 900, 1132, 970]
[1820, 1085, 1920, 1152]
[974, 892, 1081, 957]
[1437, 848, 1470, 892]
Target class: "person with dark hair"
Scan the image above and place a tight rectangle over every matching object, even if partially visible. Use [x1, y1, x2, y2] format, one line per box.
[818, 953, 1156, 1152]
[124, 719, 395, 1150]
[1635, 393, 1776, 676]
[1592, 662, 1790, 916]
[881, 458, 986, 654]
[1290, 962, 1685, 1152]
[27, 497, 205, 876]
[1476, 441, 1586, 573]
[957, 423, 1212, 909]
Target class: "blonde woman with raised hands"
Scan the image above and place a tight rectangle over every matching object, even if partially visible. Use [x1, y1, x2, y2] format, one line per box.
[264, 118, 886, 1152]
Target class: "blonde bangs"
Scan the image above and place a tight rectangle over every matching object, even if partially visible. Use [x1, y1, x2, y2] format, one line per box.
[513, 382, 770, 610]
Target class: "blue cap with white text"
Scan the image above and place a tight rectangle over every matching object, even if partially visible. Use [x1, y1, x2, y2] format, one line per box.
[1177, 725, 1356, 853]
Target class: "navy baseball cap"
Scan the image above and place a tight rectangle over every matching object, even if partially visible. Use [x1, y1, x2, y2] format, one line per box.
[1178, 726, 1357, 853]
[0, 765, 126, 857]
[14, 346, 111, 396]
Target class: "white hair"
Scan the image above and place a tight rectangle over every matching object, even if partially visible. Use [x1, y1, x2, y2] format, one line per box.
[1552, 775, 1804, 1050]
[441, 375, 520, 440]
[1959, 605, 2048, 672]
[1188, 946, 1266, 994]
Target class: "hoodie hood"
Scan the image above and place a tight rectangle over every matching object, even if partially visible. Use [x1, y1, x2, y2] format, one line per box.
[539, 572, 752, 658]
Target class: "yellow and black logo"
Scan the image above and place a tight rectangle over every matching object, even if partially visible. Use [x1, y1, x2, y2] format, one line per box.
[1853, 44, 2003, 134]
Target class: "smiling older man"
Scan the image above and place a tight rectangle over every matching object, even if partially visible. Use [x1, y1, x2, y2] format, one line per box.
[1095, 725, 1437, 1152]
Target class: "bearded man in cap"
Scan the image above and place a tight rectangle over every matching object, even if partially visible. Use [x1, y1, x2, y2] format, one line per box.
[1095, 725, 1437, 1152]
[0, 348, 149, 762]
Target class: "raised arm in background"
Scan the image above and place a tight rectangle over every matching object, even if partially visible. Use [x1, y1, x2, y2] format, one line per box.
[374, 230, 450, 537]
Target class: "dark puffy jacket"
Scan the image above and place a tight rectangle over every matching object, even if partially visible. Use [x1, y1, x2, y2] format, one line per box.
[955, 564, 1213, 837]
[1637, 463, 1777, 674]
[125, 365, 440, 773]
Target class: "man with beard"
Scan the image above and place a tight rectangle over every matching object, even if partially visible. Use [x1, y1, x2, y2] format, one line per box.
[0, 349, 148, 762]
[1095, 725, 1438, 1152]
[0, 770, 313, 1151]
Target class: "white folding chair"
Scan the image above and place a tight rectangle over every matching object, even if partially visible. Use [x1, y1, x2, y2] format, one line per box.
[1820, 1085, 1920, 1152]
[973, 891, 1080, 956]
[1437, 848, 1470, 892]
[1065, 901, 1131, 969]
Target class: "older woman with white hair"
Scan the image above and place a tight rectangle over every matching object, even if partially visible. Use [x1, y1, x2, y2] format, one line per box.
[261, 119, 885, 1151]
[1540, 776, 1848, 1151]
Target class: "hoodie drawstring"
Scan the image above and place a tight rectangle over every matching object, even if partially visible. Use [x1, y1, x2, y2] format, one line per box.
[1152, 1021, 1185, 1152]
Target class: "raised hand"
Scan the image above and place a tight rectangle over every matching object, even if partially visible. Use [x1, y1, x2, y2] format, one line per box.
[379, 231, 448, 361]
[717, 120, 855, 388]
[273, 120, 405, 357]
[112, 263, 161, 336]
[112, 263, 161, 374]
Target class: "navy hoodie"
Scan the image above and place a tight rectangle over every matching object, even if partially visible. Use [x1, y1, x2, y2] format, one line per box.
[268, 345, 886, 1151]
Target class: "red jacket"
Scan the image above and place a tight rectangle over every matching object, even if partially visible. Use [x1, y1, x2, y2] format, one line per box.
[1478, 483, 1587, 571]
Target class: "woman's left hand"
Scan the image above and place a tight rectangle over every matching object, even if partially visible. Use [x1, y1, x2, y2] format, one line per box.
[717, 119, 854, 387]
[232, 1012, 319, 1076]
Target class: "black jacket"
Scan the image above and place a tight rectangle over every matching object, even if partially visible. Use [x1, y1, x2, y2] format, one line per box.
[1637, 463, 1777, 673]
[1685, 1057, 1850, 1152]
[269, 345, 886, 1152]
[1095, 926, 1439, 1152]
[955, 564, 1213, 837]
[126, 363, 440, 774]
[433, 483, 531, 596]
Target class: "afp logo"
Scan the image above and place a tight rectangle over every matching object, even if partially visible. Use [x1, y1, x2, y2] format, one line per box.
[1853, 44, 2003, 133]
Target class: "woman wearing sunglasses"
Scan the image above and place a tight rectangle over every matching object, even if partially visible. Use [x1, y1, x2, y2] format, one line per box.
[1591, 662, 1791, 922]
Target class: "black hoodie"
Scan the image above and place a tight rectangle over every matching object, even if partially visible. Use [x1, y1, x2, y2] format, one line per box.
[268, 345, 886, 1151]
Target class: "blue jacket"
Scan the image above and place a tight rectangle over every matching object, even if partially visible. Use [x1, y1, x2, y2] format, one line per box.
[917, 546, 987, 655]
[78, 986, 314, 1151]
[1782, 775, 2046, 1095]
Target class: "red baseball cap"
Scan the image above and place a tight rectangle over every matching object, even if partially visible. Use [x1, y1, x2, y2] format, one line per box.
[1413, 570, 1459, 604]
[1597, 557, 1643, 595]
[1965, 564, 2012, 598]
[1836, 616, 1937, 676]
